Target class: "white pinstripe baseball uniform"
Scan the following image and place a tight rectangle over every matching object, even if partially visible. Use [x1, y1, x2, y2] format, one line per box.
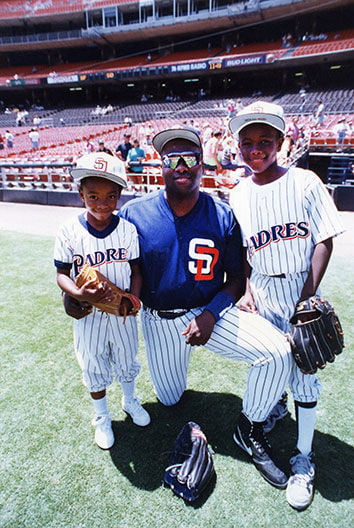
[54, 212, 140, 392]
[120, 189, 292, 422]
[229, 166, 344, 402]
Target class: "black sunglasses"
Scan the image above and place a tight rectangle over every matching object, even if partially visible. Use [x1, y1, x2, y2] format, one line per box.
[162, 151, 201, 170]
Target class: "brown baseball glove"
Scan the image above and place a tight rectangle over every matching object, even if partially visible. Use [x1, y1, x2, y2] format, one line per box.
[76, 264, 141, 321]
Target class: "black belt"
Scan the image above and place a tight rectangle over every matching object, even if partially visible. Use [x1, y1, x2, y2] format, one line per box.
[144, 306, 189, 319]
[268, 273, 286, 278]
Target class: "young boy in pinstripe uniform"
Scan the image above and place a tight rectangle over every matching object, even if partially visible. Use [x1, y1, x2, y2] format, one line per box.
[54, 152, 150, 450]
[229, 101, 344, 510]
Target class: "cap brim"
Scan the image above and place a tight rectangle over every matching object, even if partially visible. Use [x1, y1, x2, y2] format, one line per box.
[152, 128, 201, 154]
[229, 113, 285, 136]
[70, 168, 128, 188]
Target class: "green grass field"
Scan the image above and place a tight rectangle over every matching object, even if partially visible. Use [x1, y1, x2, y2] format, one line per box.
[1, 231, 353, 528]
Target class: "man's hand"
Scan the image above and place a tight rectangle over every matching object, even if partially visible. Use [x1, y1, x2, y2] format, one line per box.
[182, 311, 216, 346]
[63, 293, 92, 320]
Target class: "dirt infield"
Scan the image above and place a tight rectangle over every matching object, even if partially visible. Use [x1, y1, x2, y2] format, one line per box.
[0, 201, 353, 258]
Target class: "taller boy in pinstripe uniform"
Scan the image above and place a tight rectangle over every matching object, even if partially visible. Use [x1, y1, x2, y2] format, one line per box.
[229, 101, 344, 510]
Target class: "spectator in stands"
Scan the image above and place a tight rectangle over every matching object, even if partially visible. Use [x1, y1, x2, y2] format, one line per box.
[33, 114, 41, 128]
[126, 139, 145, 174]
[97, 140, 113, 156]
[141, 126, 154, 155]
[92, 105, 102, 116]
[145, 123, 154, 137]
[201, 122, 213, 145]
[84, 139, 95, 154]
[16, 109, 28, 127]
[124, 116, 133, 127]
[5, 130, 14, 148]
[333, 118, 350, 152]
[116, 133, 133, 161]
[315, 100, 325, 127]
[284, 118, 300, 158]
[0, 133, 4, 150]
[29, 128, 39, 150]
[299, 88, 307, 112]
[60, 118, 65, 126]
[183, 119, 201, 136]
[203, 130, 223, 173]
[227, 100, 236, 118]
[235, 98, 243, 113]
[220, 136, 238, 169]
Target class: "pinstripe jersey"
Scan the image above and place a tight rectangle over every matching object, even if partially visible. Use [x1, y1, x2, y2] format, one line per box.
[229, 166, 343, 403]
[229, 167, 344, 276]
[54, 212, 139, 287]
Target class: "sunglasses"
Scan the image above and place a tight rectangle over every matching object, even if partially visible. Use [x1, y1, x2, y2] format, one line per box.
[162, 152, 201, 170]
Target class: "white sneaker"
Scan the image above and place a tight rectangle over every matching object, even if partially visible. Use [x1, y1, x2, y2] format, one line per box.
[92, 414, 115, 450]
[286, 450, 315, 510]
[122, 397, 151, 426]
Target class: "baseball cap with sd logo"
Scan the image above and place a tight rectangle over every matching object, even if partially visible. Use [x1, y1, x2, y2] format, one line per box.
[70, 152, 127, 188]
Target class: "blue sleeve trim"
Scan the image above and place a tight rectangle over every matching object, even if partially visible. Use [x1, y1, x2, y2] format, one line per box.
[54, 260, 72, 270]
[205, 292, 234, 322]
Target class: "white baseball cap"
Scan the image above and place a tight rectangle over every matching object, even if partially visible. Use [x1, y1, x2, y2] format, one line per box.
[70, 152, 127, 188]
[152, 128, 202, 154]
[229, 101, 286, 136]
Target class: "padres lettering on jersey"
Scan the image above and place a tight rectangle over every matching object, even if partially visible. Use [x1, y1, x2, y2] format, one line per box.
[73, 248, 128, 276]
[248, 221, 310, 258]
[229, 167, 344, 276]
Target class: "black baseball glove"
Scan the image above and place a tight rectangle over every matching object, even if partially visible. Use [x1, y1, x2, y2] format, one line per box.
[163, 422, 215, 502]
[289, 295, 344, 374]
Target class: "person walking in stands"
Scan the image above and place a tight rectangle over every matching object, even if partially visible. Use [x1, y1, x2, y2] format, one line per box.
[29, 128, 39, 149]
[229, 100, 344, 511]
[333, 118, 349, 152]
[315, 100, 325, 128]
[5, 130, 14, 148]
[116, 132, 133, 161]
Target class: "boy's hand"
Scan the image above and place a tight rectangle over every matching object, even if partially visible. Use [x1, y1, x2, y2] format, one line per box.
[75, 264, 141, 319]
[78, 278, 114, 305]
[238, 291, 258, 313]
[63, 293, 92, 319]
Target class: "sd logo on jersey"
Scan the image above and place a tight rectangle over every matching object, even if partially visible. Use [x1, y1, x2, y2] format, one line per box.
[188, 238, 219, 280]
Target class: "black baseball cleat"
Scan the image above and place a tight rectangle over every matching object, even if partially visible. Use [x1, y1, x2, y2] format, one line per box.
[233, 413, 288, 489]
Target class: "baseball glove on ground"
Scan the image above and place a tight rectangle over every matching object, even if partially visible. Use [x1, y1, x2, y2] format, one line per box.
[289, 295, 344, 374]
[163, 422, 215, 502]
[76, 264, 141, 320]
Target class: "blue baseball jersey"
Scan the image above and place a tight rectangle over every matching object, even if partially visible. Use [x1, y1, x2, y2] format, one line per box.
[119, 189, 242, 309]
